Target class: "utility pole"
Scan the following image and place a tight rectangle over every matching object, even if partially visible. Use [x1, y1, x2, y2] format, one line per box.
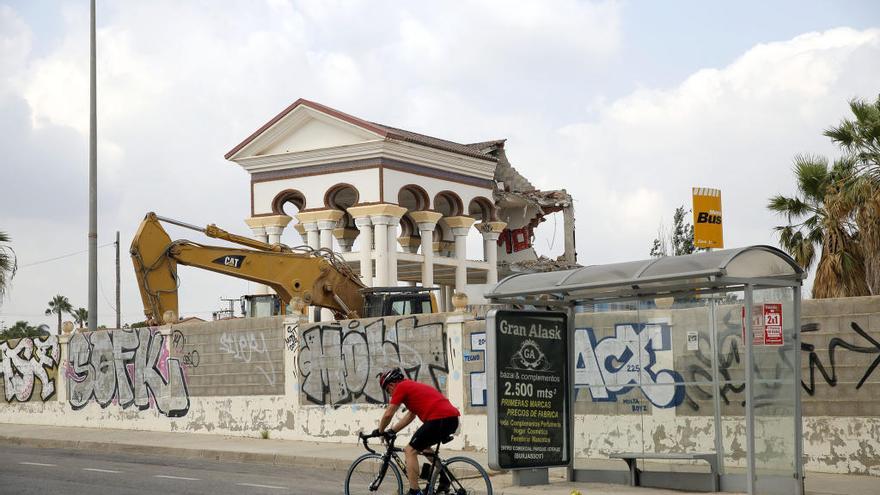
[115, 230, 120, 329]
[87, 0, 98, 331]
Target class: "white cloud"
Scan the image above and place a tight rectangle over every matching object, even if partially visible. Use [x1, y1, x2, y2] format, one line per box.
[1, 0, 875, 326]
[547, 27, 880, 292]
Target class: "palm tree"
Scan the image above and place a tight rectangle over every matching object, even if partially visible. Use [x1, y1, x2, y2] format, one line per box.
[768, 154, 869, 298]
[824, 94, 880, 295]
[0, 231, 16, 304]
[45, 295, 73, 335]
[73, 308, 89, 328]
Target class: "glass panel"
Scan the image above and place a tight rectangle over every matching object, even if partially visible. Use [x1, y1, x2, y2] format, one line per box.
[573, 296, 721, 477]
[750, 287, 798, 493]
[573, 302, 645, 472]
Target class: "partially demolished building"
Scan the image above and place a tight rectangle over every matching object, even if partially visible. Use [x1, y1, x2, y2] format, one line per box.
[225, 98, 577, 306]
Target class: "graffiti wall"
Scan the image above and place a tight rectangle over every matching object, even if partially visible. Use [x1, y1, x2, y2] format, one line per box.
[290, 313, 449, 407]
[67, 327, 190, 417]
[0, 335, 60, 402]
[1, 298, 879, 475]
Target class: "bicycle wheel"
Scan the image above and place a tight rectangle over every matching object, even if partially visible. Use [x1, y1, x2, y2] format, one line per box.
[430, 456, 492, 495]
[344, 453, 404, 495]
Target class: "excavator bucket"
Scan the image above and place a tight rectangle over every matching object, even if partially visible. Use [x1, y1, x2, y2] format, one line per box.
[130, 212, 179, 324]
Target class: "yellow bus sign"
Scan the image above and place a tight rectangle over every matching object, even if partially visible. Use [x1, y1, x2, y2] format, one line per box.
[692, 187, 723, 249]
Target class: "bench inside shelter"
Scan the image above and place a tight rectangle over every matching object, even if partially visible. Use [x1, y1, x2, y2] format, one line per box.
[611, 452, 720, 492]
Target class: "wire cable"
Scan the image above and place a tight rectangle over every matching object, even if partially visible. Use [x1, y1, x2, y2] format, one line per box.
[18, 242, 115, 268]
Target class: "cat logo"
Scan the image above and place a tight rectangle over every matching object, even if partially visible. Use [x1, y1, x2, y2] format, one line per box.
[212, 255, 246, 269]
[692, 187, 723, 248]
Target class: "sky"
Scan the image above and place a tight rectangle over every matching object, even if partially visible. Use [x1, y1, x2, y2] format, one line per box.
[1, 0, 879, 328]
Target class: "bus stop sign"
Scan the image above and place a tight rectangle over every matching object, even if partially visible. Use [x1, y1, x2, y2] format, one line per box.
[487, 310, 570, 470]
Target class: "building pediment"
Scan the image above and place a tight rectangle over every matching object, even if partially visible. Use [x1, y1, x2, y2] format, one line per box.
[226, 99, 498, 181]
[226, 100, 385, 161]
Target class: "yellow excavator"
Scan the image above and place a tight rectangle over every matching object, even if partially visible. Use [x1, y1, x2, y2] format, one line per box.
[130, 212, 436, 325]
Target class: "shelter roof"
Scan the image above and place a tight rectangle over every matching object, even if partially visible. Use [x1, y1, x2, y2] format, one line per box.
[486, 245, 804, 302]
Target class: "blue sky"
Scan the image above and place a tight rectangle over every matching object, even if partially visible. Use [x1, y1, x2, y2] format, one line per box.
[1, 0, 879, 326]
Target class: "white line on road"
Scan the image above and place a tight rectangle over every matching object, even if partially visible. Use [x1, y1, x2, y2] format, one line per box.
[154, 475, 201, 481]
[83, 468, 122, 473]
[236, 482, 287, 490]
[19, 462, 57, 467]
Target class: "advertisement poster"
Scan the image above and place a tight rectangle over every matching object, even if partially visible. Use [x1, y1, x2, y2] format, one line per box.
[741, 303, 784, 346]
[763, 303, 784, 346]
[487, 310, 569, 470]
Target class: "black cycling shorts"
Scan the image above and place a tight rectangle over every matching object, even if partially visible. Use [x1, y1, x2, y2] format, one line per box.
[409, 416, 459, 451]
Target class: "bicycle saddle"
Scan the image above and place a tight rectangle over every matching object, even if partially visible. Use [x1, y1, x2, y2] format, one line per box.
[442, 436, 454, 444]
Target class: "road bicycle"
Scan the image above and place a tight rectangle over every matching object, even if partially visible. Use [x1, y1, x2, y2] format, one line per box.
[344, 430, 493, 495]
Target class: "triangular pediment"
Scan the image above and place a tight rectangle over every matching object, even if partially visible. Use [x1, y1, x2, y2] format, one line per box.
[226, 100, 385, 160]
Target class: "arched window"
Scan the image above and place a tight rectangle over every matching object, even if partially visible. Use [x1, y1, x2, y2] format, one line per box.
[433, 191, 464, 217]
[272, 189, 306, 216]
[398, 185, 430, 212]
[468, 197, 497, 222]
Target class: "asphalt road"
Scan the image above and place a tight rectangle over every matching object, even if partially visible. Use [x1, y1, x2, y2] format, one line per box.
[0, 445, 346, 495]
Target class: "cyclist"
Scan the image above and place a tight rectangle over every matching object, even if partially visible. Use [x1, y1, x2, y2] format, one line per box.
[374, 368, 460, 495]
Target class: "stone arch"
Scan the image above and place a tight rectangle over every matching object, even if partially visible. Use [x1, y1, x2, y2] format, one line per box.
[468, 196, 497, 222]
[324, 183, 360, 210]
[324, 183, 360, 228]
[398, 185, 430, 212]
[433, 191, 464, 217]
[272, 189, 306, 216]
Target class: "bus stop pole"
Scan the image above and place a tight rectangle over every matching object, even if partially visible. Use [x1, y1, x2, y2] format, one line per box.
[744, 285, 756, 495]
[567, 303, 576, 482]
[793, 286, 805, 495]
[709, 296, 725, 475]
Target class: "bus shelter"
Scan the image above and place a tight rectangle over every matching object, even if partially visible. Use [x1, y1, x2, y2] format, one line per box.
[485, 246, 805, 494]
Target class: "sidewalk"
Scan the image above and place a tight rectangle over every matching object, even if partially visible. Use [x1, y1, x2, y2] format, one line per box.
[0, 424, 872, 495]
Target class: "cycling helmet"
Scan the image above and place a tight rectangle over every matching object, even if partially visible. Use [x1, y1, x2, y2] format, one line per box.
[378, 368, 404, 390]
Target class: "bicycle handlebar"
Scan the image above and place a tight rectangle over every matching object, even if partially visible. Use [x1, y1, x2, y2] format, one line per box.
[358, 430, 396, 455]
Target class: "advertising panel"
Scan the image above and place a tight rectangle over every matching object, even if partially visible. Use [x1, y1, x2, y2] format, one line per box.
[692, 187, 724, 249]
[487, 310, 570, 470]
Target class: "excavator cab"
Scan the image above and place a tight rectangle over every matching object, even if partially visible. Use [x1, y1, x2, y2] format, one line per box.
[361, 287, 438, 318]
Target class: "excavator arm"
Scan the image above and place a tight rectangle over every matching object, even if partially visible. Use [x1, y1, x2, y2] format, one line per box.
[130, 212, 365, 324]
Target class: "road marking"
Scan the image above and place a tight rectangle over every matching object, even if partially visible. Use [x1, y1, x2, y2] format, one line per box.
[154, 475, 200, 481]
[83, 468, 122, 473]
[236, 482, 287, 490]
[19, 462, 57, 467]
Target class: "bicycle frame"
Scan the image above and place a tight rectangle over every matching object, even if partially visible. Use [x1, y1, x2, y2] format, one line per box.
[357, 432, 454, 495]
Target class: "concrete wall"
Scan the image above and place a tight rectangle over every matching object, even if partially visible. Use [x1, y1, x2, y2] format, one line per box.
[2, 297, 879, 476]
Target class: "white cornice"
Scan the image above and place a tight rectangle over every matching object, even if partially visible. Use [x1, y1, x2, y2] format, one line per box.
[233, 140, 497, 181]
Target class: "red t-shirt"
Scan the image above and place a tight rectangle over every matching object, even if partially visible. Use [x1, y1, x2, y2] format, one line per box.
[390, 379, 460, 422]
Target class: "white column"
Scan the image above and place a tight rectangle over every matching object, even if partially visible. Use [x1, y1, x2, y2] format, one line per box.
[247, 225, 269, 295]
[476, 221, 506, 286]
[303, 222, 319, 249]
[372, 216, 390, 287]
[387, 220, 399, 285]
[410, 211, 443, 288]
[453, 229, 468, 293]
[484, 233, 500, 285]
[318, 220, 336, 250]
[443, 216, 476, 294]
[354, 217, 373, 286]
[266, 225, 284, 246]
